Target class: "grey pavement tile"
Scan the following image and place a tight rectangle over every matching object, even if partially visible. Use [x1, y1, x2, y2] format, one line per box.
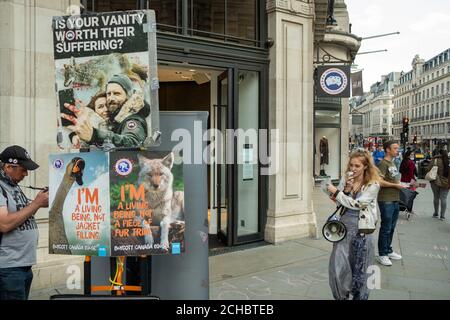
[409, 292, 450, 300]
[398, 241, 450, 258]
[304, 283, 333, 300]
[370, 288, 411, 300]
[209, 242, 328, 283]
[402, 267, 450, 282]
[400, 254, 448, 271]
[382, 275, 450, 296]
[293, 238, 333, 253]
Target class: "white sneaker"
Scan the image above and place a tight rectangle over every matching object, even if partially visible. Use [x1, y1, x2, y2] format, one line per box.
[388, 252, 402, 260]
[377, 256, 392, 266]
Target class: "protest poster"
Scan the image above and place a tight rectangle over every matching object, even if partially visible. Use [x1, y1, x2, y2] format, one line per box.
[48, 151, 185, 256]
[48, 152, 110, 256]
[110, 151, 185, 256]
[52, 10, 160, 150]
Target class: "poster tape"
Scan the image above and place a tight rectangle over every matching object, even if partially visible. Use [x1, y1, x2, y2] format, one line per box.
[150, 77, 160, 90]
[142, 22, 157, 33]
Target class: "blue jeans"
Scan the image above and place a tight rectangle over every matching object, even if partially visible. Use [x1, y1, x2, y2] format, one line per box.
[0, 267, 33, 300]
[377, 202, 399, 257]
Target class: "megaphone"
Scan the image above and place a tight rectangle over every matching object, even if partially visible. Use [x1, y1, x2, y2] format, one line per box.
[322, 211, 347, 242]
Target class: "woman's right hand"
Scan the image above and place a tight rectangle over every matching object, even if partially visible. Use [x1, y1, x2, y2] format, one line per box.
[344, 175, 354, 193]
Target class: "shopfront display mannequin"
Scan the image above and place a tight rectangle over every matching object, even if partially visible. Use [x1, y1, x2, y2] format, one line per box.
[320, 136, 329, 176]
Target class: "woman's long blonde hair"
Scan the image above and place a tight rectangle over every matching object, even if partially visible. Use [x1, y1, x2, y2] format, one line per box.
[345, 149, 380, 186]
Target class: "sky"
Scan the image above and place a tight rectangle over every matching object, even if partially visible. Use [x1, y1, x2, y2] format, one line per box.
[345, 0, 450, 92]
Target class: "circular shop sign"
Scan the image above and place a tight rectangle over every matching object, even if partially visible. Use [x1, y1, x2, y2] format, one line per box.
[320, 68, 348, 95]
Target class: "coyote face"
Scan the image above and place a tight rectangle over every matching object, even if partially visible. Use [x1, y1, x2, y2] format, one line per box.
[138, 153, 173, 193]
[137, 152, 184, 251]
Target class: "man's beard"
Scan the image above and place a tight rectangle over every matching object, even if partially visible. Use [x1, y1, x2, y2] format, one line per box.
[108, 99, 126, 119]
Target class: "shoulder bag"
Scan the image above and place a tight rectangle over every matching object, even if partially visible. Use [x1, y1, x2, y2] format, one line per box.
[425, 159, 438, 181]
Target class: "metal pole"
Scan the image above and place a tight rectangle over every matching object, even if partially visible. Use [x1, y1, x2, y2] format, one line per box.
[357, 49, 388, 55]
[182, 0, 188, 36]
[362, 31, 400, 40]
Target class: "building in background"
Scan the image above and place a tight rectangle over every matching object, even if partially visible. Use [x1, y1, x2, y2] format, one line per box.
[313, 0, 361, 182]
[392, 49, 450, 152]
[349, 72, 400, 149]
[0, 0, 359, 291]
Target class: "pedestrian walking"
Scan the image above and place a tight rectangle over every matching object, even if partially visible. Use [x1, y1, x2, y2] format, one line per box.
[377, 141, 407, 267]
[427, 148, 449, 221]
[326, 149, 380, 300]
[0, 146, 49, 300]
[400, 150, 418, 186]
[372, 145, 385, 167]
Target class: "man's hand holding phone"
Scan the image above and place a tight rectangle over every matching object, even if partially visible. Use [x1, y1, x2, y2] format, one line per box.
[62, 99, 94, 143]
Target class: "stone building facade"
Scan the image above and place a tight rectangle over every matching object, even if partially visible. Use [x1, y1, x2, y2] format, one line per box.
[0, 0, 359, 291]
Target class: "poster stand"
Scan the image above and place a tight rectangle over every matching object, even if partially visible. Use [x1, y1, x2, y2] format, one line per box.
[51, 146, 160, 299]
[51, 112, 210, 300]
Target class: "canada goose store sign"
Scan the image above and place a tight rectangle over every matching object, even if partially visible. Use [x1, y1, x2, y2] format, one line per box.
[315, 65, 351, 98]
[48, 151, 185, 257]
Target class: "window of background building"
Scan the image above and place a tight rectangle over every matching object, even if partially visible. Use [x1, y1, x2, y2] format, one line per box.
[84, 0, 260, 46]
[191, 0, 257, 45]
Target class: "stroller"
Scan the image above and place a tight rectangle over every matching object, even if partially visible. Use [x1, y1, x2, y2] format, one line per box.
[399, 187, 419, 220]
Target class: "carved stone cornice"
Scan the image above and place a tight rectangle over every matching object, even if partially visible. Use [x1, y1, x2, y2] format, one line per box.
[267, 0, 314, 17]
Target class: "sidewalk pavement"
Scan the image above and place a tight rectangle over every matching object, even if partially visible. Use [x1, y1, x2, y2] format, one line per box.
[29, 180, 450, 300]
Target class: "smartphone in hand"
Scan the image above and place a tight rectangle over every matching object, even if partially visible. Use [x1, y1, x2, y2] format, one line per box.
[58, 89, 76, 126]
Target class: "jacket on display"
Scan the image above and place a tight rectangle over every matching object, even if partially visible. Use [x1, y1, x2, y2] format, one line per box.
[319, 137, 329, 165]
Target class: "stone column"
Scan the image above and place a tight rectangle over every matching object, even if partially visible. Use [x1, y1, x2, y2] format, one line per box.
[265, 0, 317, 243]
[0, 0, 84, 291]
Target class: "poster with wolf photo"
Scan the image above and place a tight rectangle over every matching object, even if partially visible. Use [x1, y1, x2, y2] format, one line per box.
[52, 10, 160, 150]
[110, 151, 185, 256]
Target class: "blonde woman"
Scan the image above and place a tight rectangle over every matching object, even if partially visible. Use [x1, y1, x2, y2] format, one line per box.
[326, 149, 380, 300]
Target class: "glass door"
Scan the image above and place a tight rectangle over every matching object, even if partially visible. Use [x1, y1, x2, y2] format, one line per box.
[216, 70, 232, 245]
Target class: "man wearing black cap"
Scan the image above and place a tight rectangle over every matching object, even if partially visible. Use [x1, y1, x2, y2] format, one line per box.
[64, 74, 150, 148]
[0, 145, 49, 300]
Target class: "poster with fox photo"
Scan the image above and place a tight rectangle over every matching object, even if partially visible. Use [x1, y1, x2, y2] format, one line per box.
[110, 150, 185, 256]
[48, 152, 111, 256]
[52, 10, 160, 150]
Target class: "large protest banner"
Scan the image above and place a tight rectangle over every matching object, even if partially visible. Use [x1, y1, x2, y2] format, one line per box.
[52, 10, 160, 150]
[48, 151, 185, 256]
